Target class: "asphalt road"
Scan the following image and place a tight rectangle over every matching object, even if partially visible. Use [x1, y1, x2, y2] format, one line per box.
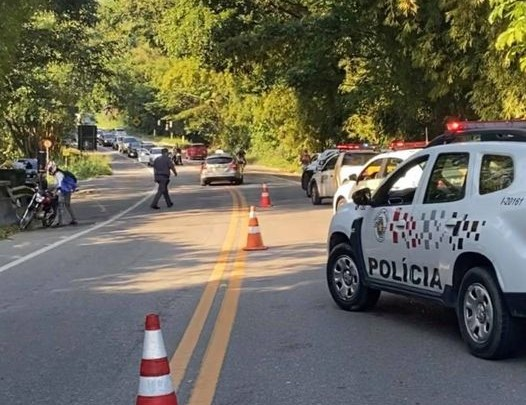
[1, 151, 526, 405]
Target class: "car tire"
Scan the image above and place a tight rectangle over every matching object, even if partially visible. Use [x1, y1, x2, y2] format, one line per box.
[327, 243, 380, 311]
[310, 182, 321, 205]
[336, 197, 347, 211]
[200, 180, 208, 186]
[457, 266, 519, 359]
[301, 172, 311, 191]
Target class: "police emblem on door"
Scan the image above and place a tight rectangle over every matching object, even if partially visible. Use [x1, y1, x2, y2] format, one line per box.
[374, 209, 388, 242]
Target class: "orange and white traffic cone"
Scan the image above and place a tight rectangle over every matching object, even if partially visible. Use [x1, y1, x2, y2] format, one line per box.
[243, 206, 268, 251]
[259, 183, 272, 208]
[136, 314, 178, 405]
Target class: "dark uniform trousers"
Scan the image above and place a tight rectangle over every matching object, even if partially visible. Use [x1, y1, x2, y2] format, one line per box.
[151, 174, 172, 207]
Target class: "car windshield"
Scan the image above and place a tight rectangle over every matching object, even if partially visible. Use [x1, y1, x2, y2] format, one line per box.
[206, 156, 233, 165]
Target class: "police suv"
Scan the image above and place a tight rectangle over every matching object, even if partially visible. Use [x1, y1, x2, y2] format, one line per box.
[326, 120, 526, 359]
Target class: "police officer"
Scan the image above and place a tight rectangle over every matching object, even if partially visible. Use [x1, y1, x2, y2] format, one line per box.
[151, 148, 178, 209]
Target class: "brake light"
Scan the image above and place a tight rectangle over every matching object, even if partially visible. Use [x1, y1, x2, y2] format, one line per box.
[229, 162, 238, 170]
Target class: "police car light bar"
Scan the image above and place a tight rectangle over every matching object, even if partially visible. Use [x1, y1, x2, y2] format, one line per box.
[389, 140, 428, 151]
[446, 120, 526, 132]
[336, 143, 368, 150]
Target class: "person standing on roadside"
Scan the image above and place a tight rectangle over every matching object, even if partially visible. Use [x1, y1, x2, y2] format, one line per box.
[151, 148, 177, 209]
[299, 149, 311, 168]
[46, 161, 78, 226]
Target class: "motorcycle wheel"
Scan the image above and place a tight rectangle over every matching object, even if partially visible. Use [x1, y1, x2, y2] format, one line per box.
[19, 208, 35, 230]
[42, 210, 56, 228]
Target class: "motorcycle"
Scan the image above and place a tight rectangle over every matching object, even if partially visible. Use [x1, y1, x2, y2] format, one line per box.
[173, 152, 183, 166]
[18, 187, 58, 230]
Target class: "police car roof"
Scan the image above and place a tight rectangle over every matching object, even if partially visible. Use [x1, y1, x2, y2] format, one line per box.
[369, 148, 423, 161]
[427, 128, 526, 147]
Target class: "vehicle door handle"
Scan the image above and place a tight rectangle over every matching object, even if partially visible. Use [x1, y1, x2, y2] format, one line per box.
[394, 221, 406, 229]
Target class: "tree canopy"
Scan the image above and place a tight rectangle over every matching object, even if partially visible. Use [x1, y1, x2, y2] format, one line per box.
[2, 0, 526, 165]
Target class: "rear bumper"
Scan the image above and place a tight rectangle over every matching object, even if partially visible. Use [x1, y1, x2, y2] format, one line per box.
[201, 174, 242, 182]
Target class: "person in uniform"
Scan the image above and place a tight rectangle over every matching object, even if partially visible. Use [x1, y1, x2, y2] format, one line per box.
[151, 148, 178, 209]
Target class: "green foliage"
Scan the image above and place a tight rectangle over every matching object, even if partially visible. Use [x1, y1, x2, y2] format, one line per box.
[63, 153, 112, 180]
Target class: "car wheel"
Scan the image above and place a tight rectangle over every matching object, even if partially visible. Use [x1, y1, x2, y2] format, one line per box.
[301, 172, 310, 191]
[457, 266, 519, 359]
[327, 243, 380, 311]
[200, 180, 208, 186]
[336, 197, 347, 211]
[310, 182, 321, 205]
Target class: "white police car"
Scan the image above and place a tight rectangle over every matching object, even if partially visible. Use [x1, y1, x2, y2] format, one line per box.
[326, 120, 526, 359]
[332, 144, 426, 213]
[309, 146, 377, 205]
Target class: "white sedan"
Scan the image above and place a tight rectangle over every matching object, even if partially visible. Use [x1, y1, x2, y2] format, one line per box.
[148, 147, 165, 166]
[137, 148, 152, 164]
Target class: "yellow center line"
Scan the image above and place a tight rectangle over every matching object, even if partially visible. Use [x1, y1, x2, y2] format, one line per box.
[187, 192, 249, 405]
[170, 188, 242, 389]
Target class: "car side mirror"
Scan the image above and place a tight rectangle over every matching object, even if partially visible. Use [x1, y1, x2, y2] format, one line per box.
[352, 187, 372, 206]
[348, 174, 357, 182]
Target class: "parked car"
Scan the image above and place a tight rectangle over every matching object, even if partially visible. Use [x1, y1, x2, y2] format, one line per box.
[308, 148, 378, 205]
[186, 143, 208, 160]
[200, 153, 243, 185]
[113, 135, 124, 150]
[99, 132, 116, 147]
[148, 147, 165, 166]
[301, 148, 339, 193]
[12, 158, 38, 185]
[137, 148, 152, 164]
[120, 137, 138, 153]
[332, 147, 423, 212]
[326, 119, 526, 359]
[127, 141, 142, 158]
[141, 142, 155, 151]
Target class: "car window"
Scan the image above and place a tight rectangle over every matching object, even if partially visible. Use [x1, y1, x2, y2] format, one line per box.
[479, 154, 514, 195]
[424, 153, 469, 204]
[342, 152, 377, 166]
[323, 155, 338, 170]
[206, 156, 233, 165]
[358, 159, 384, 182]
[151, 148, 163, 154]
[373, 155, 429, 206]
[385, 158, 402, 176]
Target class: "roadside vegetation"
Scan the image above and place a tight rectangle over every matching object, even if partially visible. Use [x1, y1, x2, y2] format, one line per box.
[62, 153, 112, 180]
[2, 1, 526, 168]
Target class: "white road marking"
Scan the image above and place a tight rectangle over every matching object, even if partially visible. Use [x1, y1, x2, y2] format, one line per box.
[0, 189, 154, 275]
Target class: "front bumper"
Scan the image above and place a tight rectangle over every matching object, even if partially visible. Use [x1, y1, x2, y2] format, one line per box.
[504, 293, 526, 317]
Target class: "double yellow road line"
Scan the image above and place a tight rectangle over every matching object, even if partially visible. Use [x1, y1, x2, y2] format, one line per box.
[169, 187, 248, 404]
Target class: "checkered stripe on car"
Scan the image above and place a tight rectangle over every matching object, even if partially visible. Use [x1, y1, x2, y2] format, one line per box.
[389, 209, 486, 251]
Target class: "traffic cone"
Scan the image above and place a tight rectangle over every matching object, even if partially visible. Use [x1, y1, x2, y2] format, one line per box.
[243, 206, 268, 251]
[259, 183, 272, 208]
[136, 314, 178, 405]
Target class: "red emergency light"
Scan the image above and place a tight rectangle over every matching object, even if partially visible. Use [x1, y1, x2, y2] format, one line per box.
[389, 140, 428, 151]
[337, 143, 366, 150]
[446, 120, 526, 132]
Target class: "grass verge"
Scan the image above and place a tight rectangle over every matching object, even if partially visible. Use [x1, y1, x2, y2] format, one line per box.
[63, 153, 112, 180]
[0, 224, 18, 240]
[247, 153, 300, 173]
